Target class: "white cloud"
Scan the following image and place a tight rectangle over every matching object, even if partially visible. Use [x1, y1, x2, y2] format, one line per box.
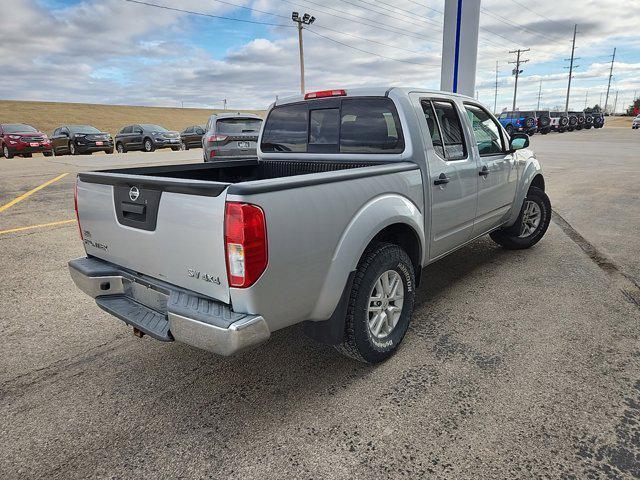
[0, 0, 638, 111]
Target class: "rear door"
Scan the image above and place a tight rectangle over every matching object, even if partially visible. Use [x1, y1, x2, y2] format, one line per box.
[463, 103, 517, 234]
[418, 97, 479, 259]
[76, 175, 231, 301]
[130, 125, 143, 149]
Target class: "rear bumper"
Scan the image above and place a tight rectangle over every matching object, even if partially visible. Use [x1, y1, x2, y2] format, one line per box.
[68, 257, 270, 356]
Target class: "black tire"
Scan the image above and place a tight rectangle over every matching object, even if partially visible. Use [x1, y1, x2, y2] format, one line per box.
[143, 138, 155, 152]
[335, 243, 416, 364]
[490, 186, 551, 250]
[525, 116, 535, 129]
[505, 124, 514, 136]
[171, 146, 180, 151]
[43, 151, 52, 157]
[106, 148, 114, 154]
[69, 142, 77, 155]
[22, 153, 32, 158]
[116, 142, 125, 153]
[181, 142, 188, 151]
[3, 145, 14, 159]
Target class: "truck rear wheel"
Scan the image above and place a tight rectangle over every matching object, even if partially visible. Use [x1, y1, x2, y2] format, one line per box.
[335, 243, 415, 364]
[490, 186, 551, 250]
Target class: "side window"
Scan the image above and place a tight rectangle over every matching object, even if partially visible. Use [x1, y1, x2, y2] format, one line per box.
[340, 98, 404, 153]
[121, 126, 132, 134]
[185, 126, 193, 134]
[498, 113, 507, 120]
[61, 127, 69, 136]
[53, 128, 60, 136]
[309, 108, 339, 152]
[261, 103, 308, 153]
[134, 126, 143, 134]
[431, 100, 467, 160]
[464, 104, 504, 155]
[421, 100, 445, 158]
[196, 127, 205, 135]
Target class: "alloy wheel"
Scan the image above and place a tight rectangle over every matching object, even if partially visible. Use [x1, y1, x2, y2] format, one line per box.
[367, 270, 404, 339]
[519, 200, 542, 238]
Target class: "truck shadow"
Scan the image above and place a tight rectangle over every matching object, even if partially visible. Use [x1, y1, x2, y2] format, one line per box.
[126, 236, 511, 446]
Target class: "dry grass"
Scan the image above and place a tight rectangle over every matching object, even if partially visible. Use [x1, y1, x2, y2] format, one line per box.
[0, 100, 264, 136]
[604, 116, 633, 128]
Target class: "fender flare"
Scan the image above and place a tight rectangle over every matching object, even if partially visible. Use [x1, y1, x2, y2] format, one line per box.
[505, 153, 544, 226]
[303, 194, 424, 343]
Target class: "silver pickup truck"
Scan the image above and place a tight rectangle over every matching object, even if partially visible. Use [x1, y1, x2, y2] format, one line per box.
[70, 87, 550, 363]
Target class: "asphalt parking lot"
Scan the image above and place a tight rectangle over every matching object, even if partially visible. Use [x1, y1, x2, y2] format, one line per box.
[1, 129, 639, 479]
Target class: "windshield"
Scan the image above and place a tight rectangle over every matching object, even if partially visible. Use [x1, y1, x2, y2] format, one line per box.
[217, 118, 262, 134]
[69, 125, 100, 134]
[3, 124, 37, 133]
[141, 124, 168, 132]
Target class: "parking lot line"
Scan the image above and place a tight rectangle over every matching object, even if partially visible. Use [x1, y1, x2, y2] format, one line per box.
[0, 173, 69, 213]
[0, 219, 75, 235]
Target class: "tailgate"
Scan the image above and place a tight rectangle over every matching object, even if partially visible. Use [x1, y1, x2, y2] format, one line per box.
[76, 173, 231, 303]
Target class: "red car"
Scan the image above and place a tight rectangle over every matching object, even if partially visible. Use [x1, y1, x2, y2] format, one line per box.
[0, 123, 52, 158]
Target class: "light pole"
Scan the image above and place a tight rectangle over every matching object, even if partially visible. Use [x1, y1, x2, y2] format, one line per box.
[291, 12, 315, 95]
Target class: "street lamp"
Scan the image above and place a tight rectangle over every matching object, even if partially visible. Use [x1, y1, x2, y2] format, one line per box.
[291, 11, 315, 95]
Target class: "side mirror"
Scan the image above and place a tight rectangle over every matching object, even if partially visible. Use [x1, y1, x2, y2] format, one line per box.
[509, 133, 529, 151]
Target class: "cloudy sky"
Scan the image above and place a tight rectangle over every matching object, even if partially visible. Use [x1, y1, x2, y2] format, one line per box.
[1, 0, 639, 112]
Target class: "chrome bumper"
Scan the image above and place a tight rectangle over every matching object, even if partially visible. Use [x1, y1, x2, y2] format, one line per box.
[69, 257, 270, 356]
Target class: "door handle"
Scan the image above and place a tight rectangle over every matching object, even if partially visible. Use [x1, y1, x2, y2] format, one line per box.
[434, 173, 450, 185]
[479, 166, 490, 177]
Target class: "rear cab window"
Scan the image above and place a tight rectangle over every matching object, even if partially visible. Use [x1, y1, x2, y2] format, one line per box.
[261, 97, 404, 154]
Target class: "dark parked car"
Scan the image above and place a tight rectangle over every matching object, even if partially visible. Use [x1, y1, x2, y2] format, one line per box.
[535, 110, 551, 134]
[203, 113, 263, 161]
[589, 111, 605, 129]
[0, 123, 52, 158]
[180, 125, 205, 150]
[51, 125, 113, 155]
[566, 113, 578, 131]
[569, 111, 586, 130]
[114, 124, 181, 153]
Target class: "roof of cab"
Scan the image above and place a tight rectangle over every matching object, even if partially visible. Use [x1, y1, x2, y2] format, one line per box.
[273, 87, 475, 107]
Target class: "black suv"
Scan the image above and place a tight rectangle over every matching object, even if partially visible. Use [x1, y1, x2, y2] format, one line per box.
[535, 111, 551, 134]
[569, 111, 586, 131]
[180, 125, 205, 150]
[51, 125, 113, 155]
[114, 124, 181, 153]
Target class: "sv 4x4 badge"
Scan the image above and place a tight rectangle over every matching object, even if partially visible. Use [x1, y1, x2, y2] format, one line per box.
[187, 269, 221, 285]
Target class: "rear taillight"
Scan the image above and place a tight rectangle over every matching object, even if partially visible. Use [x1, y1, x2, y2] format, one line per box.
[208, 134, 228, 143]
[304, 89, 346, 99]
[209, 150, 216, 159]
[74, 179, 83, 240]
[224, 202, 267, 288]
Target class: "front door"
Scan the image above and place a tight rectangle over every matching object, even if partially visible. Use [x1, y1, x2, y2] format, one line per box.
[418, 98, 479, 260]
[462, 103, 518, 235]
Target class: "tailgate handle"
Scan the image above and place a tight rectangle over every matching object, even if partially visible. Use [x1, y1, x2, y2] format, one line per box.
[121, 202, 146, 215]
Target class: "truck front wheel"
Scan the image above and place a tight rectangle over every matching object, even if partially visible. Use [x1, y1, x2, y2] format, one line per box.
[490, 186, 551, 250]
[336, 243, 415, 364]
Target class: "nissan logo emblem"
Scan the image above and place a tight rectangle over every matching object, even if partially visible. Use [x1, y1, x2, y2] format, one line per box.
[129, 186, 140, 201]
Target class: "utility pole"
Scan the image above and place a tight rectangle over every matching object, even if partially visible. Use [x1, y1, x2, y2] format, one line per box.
[509, 48, 530, 111]
[291, 12, 315, 95]
[613, 90, 619, 114]
[223, 99, 227, 110]
[564, 24, 579, 113]
[494, 60, 499, 114]
[536, 79, 542, 110]
[604, 47, 616, 113]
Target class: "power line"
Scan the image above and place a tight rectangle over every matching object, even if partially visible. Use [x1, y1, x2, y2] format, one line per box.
[480, 7, 567, 44]
[305, 28, 439, 66]
[401, 0, 443, 15]
[507, 0, 571, 31]
[123, 0, 294, 27]
[210, 0, 426, 54]
[278, 0, 437, 41]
